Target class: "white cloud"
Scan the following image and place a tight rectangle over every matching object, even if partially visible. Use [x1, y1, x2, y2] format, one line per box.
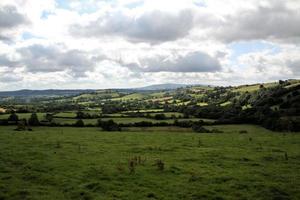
[0, 0, 299, 89]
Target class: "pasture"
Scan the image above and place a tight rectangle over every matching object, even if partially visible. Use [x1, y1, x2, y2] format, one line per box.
[0, 125, 299, 200]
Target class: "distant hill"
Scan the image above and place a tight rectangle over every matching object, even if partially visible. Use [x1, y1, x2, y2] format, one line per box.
[0, 89, 96, 97]
[135, 83, 189, 90]
[0, 84, 202, 97]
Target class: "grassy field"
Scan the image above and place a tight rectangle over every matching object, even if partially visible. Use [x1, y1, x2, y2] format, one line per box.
[53, 112, 77, 118]
[232, 82, 277, 93]
[0, 125, 299, 200]
[113, 93, 148, 101]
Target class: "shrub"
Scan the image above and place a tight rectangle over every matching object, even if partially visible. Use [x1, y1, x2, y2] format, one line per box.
[8, 113, 19, 123]
[134, 121, 153, 127]
[154, 159, 165, 171]
[154, 113, 166, 120]
[192, 124, 210, 133]
[97, 119, 121, 131]
[14, 119, 27, 131]
[74, 119, 85, 127]
[28, 113, 40, 126]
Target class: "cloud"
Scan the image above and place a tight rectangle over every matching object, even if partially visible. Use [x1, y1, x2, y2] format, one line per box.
[0, 5, 29, 41]
[0, 5, 28, 29]
[0, 72, 22, 82]
[0, 44, 104, 77]
[212, 1, 300, 43]
[0, 55, 18, 67]
[18, 44, 101, 77]
[286, 59, 300, 76]
[0, 0, 300, 90]
[70, 8, 196, 43]
[124, 51, 221, 72]
[235, 48, 300, 81]
[69, 0, 300, 44]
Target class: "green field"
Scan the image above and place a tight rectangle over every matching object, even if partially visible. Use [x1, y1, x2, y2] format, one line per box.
[53, 112, 77, 118]
[113, 93, 148, 101]
[0, 125, 299, 200]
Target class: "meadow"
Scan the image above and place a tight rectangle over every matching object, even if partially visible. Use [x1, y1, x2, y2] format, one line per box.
[0, 125, 299, 200]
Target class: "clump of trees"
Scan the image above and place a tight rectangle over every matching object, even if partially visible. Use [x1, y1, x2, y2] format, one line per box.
[97, 119, 121, 131]
[8, 113, 19, 124]
[28, 113, 40, 126]
[74, 119, 85, 127]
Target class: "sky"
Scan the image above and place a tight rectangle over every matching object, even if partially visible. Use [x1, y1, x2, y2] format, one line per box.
[0, 0, 299, 90]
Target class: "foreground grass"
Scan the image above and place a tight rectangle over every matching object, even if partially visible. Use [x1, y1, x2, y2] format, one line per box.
[0, 125, 299, 200]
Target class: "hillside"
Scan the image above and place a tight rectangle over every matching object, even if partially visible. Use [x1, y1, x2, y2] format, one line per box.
[0, 89, 96, 97]
[136, 83, 189, 90]
[0, 79, 299, 131]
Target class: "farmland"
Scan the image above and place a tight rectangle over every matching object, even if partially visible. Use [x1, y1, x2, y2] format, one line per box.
[0, 125, 299, 200]
[0, 80, 299, 200]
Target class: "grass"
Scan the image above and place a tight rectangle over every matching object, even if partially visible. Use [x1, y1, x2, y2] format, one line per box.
[113, 93, 148, 101]
[147, 112, 183, 118]
[233, 82, 277, 93]
[122, 109, 164, 113]
[220, 101, 231, 106]
[197, 102, 208, 106]
[53, 112, 77, 118]
[0, 125, 299, 200]
[53, 118, 99, 125]
[149, 92, 167, 98]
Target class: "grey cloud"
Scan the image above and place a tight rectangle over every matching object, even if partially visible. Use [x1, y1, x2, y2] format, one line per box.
[0, 45, 102, 77]
[0, 5, 29, 41]
[287, 59, 300, 76]
[214, 1, 300, 43]
[124, 51, 221, 73]
[0, 73, 23, 82]
[17, 45, 98, 77]
[70, 9, 195, 43]
[0, 55, 18, 67]
[71, 1, 300, 44]
[0, 5, 28, 29]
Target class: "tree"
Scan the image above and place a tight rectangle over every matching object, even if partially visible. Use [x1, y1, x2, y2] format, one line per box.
[279, 80, 285, 85]
[192, 124, 210, 133]
[75, 119, 84, 127]
[97, 119, 121, 131]
[154, 113, 166, 120]
[45, 113, 53, 122]
[8, 113, 19, 123]
[28, 113, 40, 126]
[76, 111, 84, 119]
[15, 119, 27, 131]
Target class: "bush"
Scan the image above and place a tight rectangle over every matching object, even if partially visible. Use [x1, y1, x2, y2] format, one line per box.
[28, 113, 40, 126]
[97, 119, 121, 131]
[74, 119, 85, 127]
[8, 113, 18, 123]
[154, 113, 166, 120]
[192, 124, 210, 133]
[134, 121, 153, 127]
[154, 159, 165, 171]
[14, 120, 27, 131]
